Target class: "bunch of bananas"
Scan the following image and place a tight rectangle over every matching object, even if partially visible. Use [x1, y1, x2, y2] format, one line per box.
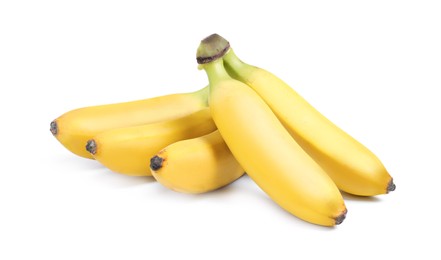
[51, 33, 395, 227]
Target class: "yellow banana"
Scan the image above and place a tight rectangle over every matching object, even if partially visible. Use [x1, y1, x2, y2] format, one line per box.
[86, 108, 216, 176]
[197, 35, 347, 226]
[51, 86, 209, 159]
[220, 36, 395, 196]
[150, 130, 245, 194]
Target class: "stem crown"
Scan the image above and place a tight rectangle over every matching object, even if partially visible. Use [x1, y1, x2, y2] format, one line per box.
[196, 34, 230, 64]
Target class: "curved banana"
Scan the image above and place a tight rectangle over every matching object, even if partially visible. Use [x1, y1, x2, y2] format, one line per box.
[150, 130, 245, 194]
[51, 86, 209, 159]
[220, 36, 395, 196]
[86, 108, 216, 176]
[196, 35, 347, 226]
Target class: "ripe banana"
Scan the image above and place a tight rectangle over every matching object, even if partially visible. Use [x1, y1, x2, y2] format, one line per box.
[220, 36, 395, 196]
[197, 35, 347, 226]
[51, 86, 209, 159]
[150, 130, 245, 194]
[86, 108, 216, 176]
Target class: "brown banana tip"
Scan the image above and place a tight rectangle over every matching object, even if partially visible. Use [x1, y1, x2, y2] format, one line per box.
[85, 139, 97, 155]
[196, 33, 230, 64]
[50, 121, 58, 135]
[150, 155, 164, 171]
[335, 209, 348, 225]
[387, 179, 396, 193]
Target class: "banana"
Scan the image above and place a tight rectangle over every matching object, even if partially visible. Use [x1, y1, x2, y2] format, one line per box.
[51, 86, 209, 159]
[196, 35, 347, 226]
[219, 36, 395, 196]
[86, 108, 216, 176]
[150, 130, 245, 194]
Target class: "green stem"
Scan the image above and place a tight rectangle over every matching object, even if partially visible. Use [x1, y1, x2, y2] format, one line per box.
[223, 49, 245, 70]
[223, 49, 254, 81]
[191, 85, 209, 106]
[202, 59, 231, 86]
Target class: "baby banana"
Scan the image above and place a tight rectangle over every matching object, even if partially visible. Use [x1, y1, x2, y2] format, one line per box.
[150, 130, 245, 194]
[220, 35, 395, 196]
[51, 86, 209, 159]
[197, 35, 347, 226]
[86, 108, 216, 176]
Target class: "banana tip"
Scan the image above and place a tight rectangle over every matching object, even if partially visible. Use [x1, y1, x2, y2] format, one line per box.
[387, 179, 396, 193]
[335, 209, 348, 225]
[85, 139, 97, 155]
[50, 121, 58, 135]
[150, 155, 164, 171]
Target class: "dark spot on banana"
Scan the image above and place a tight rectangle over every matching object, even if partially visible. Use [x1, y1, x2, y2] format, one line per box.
[150, 155, 164, 171]
[387, 179, 396, 193]
[50, 121, 58, 135]
[335, 208, 348, 225]
[85, 139, 97, 155]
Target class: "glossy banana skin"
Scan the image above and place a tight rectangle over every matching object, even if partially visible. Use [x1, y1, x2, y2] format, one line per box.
[87, 108, 216, 176]
[150, 130, 244, 194]
[51, 87, 208, 158]
[201, 58, 346, 226]
[223, 49, 395, 196]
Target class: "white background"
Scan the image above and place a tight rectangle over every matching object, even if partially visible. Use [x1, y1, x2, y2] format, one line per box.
[1, 0, 440, 259]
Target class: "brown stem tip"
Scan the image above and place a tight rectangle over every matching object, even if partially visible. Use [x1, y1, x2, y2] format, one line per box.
[335, 209, 348, 225]
[50, 121, 58, 135]
[85, 139, 97, 155]
[196, 33, 230, 64]
[387, 179, 396, 193]
[150, 155, 164, 171]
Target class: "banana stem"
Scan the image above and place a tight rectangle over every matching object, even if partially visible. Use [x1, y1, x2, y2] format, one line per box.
[192, 85, 210, 106]
[197, 34, 233, 85]
[202, 59, 231, 86]
[196, 34, 253, 83]
[223, 49, 254, 81]
[196, 34, 230, 64]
